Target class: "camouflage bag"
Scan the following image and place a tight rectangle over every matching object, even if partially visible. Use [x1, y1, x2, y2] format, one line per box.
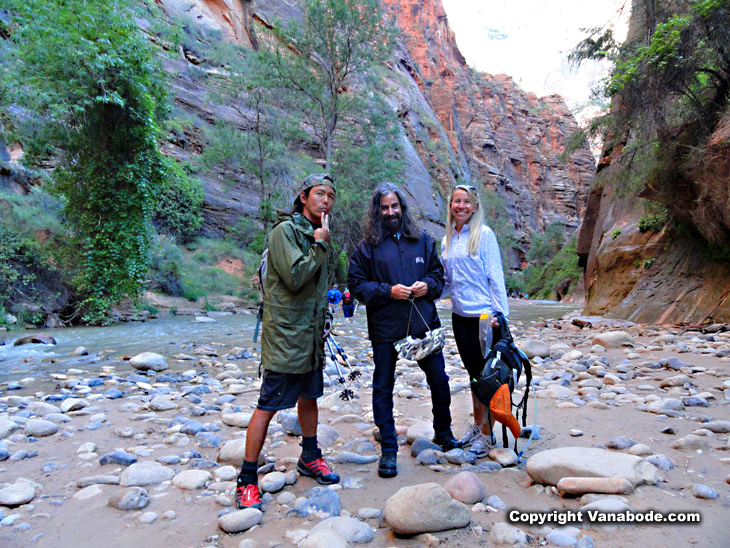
[394, 298, 445, 361]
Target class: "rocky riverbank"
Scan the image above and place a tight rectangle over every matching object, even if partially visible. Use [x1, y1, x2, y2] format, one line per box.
[0, 309, 728, 547]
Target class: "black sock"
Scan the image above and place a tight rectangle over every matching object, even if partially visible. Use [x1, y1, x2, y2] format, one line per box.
[238, 460, 258, 486]
[301, 435, 321, 461]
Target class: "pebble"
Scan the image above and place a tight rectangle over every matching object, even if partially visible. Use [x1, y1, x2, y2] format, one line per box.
[691, 484, 719, 499]
[0, 482, 35, 507]
[217, 508, 262, 533]
[333, 451, 378, 464]
[100, 450, 137, 466]
[172, 470, 211, 489]
[259, 471, 286, 493]
[139, 511, 158, 524]
[108, 487, 150, 510]
[120, 462, 175, 486]
[24, 419, 58, 437]
[444, 471, 485, 504]
[287, 486, 341, 518]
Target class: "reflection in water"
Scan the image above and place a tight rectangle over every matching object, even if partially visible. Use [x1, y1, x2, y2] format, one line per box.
[0, 299, 579, 383]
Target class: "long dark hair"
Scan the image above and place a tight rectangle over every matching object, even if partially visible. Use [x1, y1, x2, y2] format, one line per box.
[363, 182, 420, 245]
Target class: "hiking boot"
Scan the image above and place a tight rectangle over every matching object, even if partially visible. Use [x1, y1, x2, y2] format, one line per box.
[459, 423, 480, 448]
[235, 483, 262, 510]
[433, 433, 464, 452]
[467, 432, 495, 459]
[297, 456, 340, 485]
[378, 452, 398, 478]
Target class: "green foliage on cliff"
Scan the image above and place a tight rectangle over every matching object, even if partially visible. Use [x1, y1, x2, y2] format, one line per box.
[1, 0, 202, 323]
[0, 188, 65, 323]
[523, 236, 582, 300]
[573, 0, 730, 242]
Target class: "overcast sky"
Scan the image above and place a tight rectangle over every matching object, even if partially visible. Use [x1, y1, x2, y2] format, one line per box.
[441, 0, 630, 117]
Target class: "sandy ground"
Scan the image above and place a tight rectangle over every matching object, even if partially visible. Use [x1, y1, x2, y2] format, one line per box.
[0, 309, 729, 548]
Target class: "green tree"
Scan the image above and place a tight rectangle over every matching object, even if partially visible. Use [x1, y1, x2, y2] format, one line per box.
[263, 0, 395, 166]
[1, 0, 174, 323]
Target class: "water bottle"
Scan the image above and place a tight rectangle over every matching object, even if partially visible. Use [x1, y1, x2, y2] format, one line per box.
[479, 312, 493, 358]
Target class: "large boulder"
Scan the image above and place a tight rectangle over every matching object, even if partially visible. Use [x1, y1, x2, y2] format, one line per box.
[120, 462, 175, 486]
[592, 331, 634, 348]
[519, 340, 550, 359]
[526, 447, 658, 487]
[129, 352, 168, 372]
[384, 483, 470, 534]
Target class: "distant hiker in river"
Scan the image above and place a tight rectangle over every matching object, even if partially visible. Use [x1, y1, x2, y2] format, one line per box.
[341, 288, 356, 319]
[441, 184, 510, 458]
[235, 173, 340, 510]
[348, 182, 462, 479]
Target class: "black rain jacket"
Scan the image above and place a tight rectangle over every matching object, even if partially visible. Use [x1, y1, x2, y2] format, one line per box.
[348, 230, 445, 343]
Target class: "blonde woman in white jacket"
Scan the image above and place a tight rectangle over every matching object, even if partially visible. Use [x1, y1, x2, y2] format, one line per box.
[441, 184, 510, 458]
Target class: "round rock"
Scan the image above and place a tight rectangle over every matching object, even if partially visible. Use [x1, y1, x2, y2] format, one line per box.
[120, 462, 175, 487]
[384, 482, 470, 534]
[172, 470, 211, 490]
[444, 471, 485, 504]
[24, 419, 58, 437]
[260, 471, 286, 493]
[129, 352, 168, 372]
[108, 487, 150, 510]
[218, 508, 262, 533]
[0, 482, 35, 507]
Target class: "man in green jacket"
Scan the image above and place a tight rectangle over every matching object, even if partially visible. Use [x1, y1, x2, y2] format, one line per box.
[235, 173, 339, 511]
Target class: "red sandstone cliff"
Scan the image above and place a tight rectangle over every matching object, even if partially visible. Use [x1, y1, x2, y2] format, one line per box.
[154, 0, 593, 261]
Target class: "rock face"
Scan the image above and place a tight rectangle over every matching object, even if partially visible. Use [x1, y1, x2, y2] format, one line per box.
[152, 0, 592, 249]
[577, 3, 730, 324]
[526, 447, 658, 487]
[384, 482, 471, 534]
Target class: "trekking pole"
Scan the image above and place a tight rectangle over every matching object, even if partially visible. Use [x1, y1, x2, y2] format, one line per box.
[327, 333, 361, 381]
[516, 380, 538, 464]
[325, 336, 355, 401]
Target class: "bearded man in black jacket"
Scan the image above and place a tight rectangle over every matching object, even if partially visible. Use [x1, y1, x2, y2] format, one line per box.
[348, 182, 461, 478]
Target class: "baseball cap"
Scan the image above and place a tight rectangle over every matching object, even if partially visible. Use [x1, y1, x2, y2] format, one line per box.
[293, 173, 336, 206]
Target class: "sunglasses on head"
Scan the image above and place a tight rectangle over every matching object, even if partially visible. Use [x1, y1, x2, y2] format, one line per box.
[454, 184, 477, 193]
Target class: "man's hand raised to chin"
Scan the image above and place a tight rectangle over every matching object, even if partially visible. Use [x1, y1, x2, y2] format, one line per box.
[410, 281, 428, 298]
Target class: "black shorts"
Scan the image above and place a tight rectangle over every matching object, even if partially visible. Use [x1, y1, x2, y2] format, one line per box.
[257, 368, 324, 411]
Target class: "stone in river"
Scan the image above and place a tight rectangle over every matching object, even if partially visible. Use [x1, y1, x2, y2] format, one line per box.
[691, 484, 719, 499]
[489, 522, 527, 545]
[13, 334, 57, 346]
[180, 419, 207, 435]
[300, 529, 348, 548]
[287, 486, 341, 518]
[76, 475, 120, 488]
[149, 396, 177, 412]
[120, 462, 175, 486]
[628, 444, 652, 457]
[221, 412, 251, 428]
[411, 437, 442, 457]
[317, 424, 339, 448]
[647, 454, 674, 471]
[557, 476, 634, 496]
[105, 389, 124, 399]
[333, 451, 378, 464]
[218, 508, 262, 533]
[519, 340, 550, 359]
[259, 471, 286, 493]
[444, 471, 485, 504]
[0, 419, 19, 438]
[217, 439, 246, 465]
[546, 528, 580, 547]
[384, 483, 470, 534]
[172, 470, 211, 490]
[0, 482, 35, 507]
[592, 331, 634, 348]
[278, 412, 302, 436]
[100, 450, 137, 466]
[60, 398, 88, 413]
[444, 448, 477, 465]
[647, 398, 685, 413]
[489, 448, 517, 466]
[73, 484, 104, 501]
[705, 420, 730, 433]
[307, 516, 375, 544]
[605, 436, 637, 450]
[659, 375, 690, 388]
[407, 421, 435, 443]
[526, 447, 658, 487]
[670, 435, 710, 451]
[129, 352, 168, 372]
[24, 419, 58, 437]
[108, 487, 150, 511]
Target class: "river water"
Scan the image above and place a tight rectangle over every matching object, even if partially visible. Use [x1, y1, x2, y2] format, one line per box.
[0, 299, 580, 384]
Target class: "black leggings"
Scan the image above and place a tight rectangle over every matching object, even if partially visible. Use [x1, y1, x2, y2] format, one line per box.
[452, 313, 502, 382]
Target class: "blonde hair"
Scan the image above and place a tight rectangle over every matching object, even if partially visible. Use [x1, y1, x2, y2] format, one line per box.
[444, 185, 484, 256]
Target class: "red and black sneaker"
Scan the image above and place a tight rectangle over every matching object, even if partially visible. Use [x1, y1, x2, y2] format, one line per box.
[235, 483, 262, 510]
[297, 456, 340, 485]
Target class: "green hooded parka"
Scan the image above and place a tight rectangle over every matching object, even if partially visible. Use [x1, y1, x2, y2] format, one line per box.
[260, 211, 330, 374]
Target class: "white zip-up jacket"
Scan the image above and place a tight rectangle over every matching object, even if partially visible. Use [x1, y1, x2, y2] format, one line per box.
[441, 223, 509, 318]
